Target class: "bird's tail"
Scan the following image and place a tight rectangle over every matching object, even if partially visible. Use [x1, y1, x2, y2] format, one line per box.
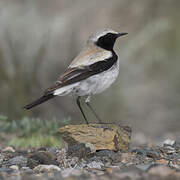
[23, 94, 55, 110]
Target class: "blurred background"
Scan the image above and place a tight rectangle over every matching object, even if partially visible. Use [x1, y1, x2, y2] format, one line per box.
[0, 0, 180, 147]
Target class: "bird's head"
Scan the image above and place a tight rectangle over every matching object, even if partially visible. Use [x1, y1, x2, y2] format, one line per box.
[88, 29, 128, 51]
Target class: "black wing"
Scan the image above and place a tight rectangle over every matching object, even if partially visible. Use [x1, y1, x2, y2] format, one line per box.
[23, 53, 117, 110]
[45, 52, 118, 95]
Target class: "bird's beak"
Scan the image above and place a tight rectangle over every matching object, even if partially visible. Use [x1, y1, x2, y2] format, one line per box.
[117, 32, 128, 38]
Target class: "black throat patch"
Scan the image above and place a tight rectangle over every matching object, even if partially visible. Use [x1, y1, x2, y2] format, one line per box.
[96, 33, 117, 51]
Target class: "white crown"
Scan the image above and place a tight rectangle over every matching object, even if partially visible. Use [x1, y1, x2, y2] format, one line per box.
[88, 29, 119, 43]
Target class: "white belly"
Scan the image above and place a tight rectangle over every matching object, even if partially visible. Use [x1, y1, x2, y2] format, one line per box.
[54, 60, 119, 97]
[72, 60, 119, 96]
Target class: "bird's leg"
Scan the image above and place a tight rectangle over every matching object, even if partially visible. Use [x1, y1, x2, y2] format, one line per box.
[85, 96, 103, 123]
[76, 96, 89, 124]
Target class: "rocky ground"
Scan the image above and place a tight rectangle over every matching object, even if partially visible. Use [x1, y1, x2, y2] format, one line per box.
[0, 139, 180, 180]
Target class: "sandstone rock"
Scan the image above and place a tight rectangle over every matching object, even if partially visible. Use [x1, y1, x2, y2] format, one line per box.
[59, 124, 131, 151]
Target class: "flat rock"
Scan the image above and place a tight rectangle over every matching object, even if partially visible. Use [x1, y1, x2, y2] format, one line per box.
[59, 123, 131, 151]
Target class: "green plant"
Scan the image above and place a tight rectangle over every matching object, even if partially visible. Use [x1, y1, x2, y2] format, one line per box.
[0, 115, 70, 148]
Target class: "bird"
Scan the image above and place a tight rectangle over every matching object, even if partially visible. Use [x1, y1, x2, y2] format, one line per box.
[24, 29, 128, 124]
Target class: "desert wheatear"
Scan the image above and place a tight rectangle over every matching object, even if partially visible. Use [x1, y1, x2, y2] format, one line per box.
[24, 29, 128, 124]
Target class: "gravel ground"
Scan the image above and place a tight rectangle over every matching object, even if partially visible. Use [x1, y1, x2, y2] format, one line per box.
[0, 139, 180, 180]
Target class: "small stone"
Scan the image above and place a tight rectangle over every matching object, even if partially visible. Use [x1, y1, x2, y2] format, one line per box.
[86, 161, 104, 169]
[95, 149, 116, 157]
[27, 158, 39, 169]
[2, 146, 15, 152]
[106, 167, 113, 174]
[48, 147, 59, 155]
[7, 156, 27, 167]
[168, 160, 180, 169]
[156, 159, 169, 165]
[132, 149, 160, 159]
[163, 139, 176, 147]
[85, 143, 96, 153]
[9, 165, 19, 171]
[95, 149, 121, 163]
[132, 149, 146, 155]
[67, 143, 91, 158]
[120, 152, 131, 163]
[28, 151, 58, 165]
[56, 148, 79, 169]
[59, 124, 131, 151]
[146, 150, 160, 159]
[33, 165, 61, 173]
[162, 146, 176, 154]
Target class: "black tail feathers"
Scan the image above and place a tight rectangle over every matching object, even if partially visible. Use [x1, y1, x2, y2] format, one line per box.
[23, 94, 54, 110]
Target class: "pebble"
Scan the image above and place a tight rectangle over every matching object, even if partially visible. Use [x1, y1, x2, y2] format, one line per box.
[132, 148, 160, 159]
[146, 150, 160, 159]
[162, 146, 176, 154]
[163, 139, 176, 147]
[0, 139, 179, 179]
[2, 147, 15, 152]
[86, 161, 104, 169]
[9, 165, 19, 171]
[68, 143, 91, 158]
[33, 165, 61, 173]
[48, 147, 59, 155]
[7, 156, 27, 167]
[29, 151, 58, 165]
[85, 143, 96, 153]
[156, 159, 169, 165]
